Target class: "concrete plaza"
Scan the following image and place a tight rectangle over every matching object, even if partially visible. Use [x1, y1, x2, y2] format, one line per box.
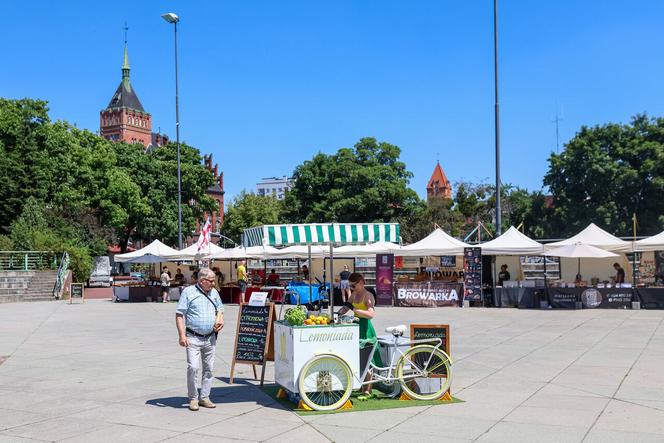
[1, 300, 663, 442]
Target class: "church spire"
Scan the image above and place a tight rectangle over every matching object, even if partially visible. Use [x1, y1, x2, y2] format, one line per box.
[122, 23, 130, 81]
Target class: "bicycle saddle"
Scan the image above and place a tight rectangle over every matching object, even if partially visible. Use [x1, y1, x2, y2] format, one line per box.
[385, 325, 407, 336]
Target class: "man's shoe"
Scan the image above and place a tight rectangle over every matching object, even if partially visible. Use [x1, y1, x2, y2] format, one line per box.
[189, 399, 199, 411]
[199, 398, 216, 408]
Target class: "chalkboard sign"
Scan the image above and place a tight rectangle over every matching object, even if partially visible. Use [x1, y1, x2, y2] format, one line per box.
[230, 303, 274, 386]
[70, 283, 84, 304]
[463, 247, 482, 302]
[410, 324, 450, 355]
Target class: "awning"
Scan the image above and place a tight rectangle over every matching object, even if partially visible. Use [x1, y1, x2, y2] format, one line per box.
[545, 223, 630, 252]
[114, 239, 179, 263]
[243, 223, 400, 247]
[399, 228, 469, 256]
[479, 226, 544, 256]
[208, 246, 280, 260]
[162, 242, 226, 261]
[630, 231, 664, 252]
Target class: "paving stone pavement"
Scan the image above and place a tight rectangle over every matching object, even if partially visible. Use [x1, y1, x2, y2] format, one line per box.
[0, 300, 663, 442]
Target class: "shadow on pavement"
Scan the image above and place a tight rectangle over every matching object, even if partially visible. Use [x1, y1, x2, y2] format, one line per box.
[145, 377, 282, 410]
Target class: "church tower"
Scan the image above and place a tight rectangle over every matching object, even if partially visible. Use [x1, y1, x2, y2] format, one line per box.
[427, 161, 452, 201]
[100, 42, 154, 148]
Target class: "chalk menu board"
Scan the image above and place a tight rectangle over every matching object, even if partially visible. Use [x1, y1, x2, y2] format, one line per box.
[233, 303, 274, 364]
[463, 247, 482, 302]
[70, 283, 84, 304]
[410, 324, 450, 355]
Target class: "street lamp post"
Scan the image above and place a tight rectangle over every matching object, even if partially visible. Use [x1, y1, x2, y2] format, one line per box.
[161, 12, 183, 249]
[493, 0, 502, 236]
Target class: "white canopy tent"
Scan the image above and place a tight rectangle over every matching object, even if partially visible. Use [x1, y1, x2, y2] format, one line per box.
[399, 228, 469, 256]
[263, 245, 329, 260]
[479, 226, 544, 256]
[630, 231, 664, 252]
[543, 243, 619, 259]
[546, 223, 630, 252]
[114, 240, 180, 263]
[333, 241, 402, 258]
[207, 245, 279, 260]
[163, 242, 225, 261]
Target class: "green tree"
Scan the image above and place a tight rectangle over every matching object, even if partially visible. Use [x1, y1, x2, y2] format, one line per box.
[222, 192, 284, 244]
[545, 114, 664, 237]
[398, 198, 465, 243]
[283, 137, 420, 223]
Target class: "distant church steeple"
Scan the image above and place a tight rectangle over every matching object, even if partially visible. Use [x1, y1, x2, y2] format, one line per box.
[427, 161, 452, 201]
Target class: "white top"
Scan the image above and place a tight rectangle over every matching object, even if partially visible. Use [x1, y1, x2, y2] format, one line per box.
[399, 228, 469, 256]
[546, 223, 630, 252]
[479, 226, 544, 256]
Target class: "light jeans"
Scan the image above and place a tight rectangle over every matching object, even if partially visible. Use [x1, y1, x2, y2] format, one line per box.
[186, 333, 216, 400]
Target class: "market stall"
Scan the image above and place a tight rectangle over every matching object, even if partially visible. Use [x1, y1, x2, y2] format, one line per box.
[243, 223, 451, 409]
[479, 227, 546, 306]
[113, 240, 181, 302]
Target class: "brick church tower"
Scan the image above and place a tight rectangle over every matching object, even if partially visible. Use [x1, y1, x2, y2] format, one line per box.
[427, 161, 452, 201]
[100, 43, 167, 148]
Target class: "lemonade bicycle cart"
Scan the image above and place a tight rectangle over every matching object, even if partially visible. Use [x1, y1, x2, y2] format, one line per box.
[243, 223, 452, 410]
[274, 321, 453, 411]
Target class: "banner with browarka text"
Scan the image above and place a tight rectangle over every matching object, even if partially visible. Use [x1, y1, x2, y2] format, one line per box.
[394, 281, 463, 307]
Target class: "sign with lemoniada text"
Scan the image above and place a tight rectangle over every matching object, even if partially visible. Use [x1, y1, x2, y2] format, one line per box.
[394, 282, 463, 307]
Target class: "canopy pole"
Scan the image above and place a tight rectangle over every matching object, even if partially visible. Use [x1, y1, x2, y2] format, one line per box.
[307, 245, 312, 302]
[329, 243, 334, 317]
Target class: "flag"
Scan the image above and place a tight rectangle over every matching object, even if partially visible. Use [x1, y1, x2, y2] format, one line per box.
[196, 217, 211, 253]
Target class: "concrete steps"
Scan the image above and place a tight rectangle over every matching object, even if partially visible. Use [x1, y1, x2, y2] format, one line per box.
[0, 271, 58, 303]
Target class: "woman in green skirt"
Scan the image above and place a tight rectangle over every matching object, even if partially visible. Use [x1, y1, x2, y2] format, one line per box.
[338, 272, 382, 400]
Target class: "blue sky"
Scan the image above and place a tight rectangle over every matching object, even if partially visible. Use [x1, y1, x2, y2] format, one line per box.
[4, 1, 664, 202]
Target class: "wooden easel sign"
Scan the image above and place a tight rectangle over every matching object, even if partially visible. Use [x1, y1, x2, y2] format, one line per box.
[229, 302, 275, 386]
[70, 283, 85, 304]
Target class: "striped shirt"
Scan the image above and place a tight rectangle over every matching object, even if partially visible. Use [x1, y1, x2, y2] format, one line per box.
[176, 284, 223, 336]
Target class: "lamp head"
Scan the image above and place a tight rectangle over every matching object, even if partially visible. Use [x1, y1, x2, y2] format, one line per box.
[161, 13, 179, 24]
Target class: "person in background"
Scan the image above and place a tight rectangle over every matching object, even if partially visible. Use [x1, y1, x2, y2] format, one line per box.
[575, 273, 583, 284]
[301, 264, 310, 281]
[174, 268, 185, 285]
[497, 264, 511, 286]
[267, 269, 280, 286]
[236, 260, 248, 303]
[191, 271, 199, 285]
[613, 263, 626, 284]
[160, 266, 171, 303]
[175, 268, 224, 411]
[339, 265, 351, 302]
[337, 273, 383, 400]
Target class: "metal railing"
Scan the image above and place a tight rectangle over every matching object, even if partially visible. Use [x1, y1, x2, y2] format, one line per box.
[52, 252, 70, 299]
[0, 251, 60, 271]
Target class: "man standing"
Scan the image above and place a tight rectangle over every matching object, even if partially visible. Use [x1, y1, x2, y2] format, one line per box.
[613, 262, 626, 284]
[237, 260, 248, 303]
[160, 266, 171, 303]
[176, 268, 224, 411]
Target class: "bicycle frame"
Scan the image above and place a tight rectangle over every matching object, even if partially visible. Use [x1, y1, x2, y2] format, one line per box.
[354, 336, 450, 387]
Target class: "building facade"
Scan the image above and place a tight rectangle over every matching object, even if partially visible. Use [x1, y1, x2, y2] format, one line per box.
[256, 176, 293, 200]
[426, 161, 452, 201]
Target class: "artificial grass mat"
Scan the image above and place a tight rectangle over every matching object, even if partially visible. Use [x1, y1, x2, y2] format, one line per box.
[261, 384, 463, 415]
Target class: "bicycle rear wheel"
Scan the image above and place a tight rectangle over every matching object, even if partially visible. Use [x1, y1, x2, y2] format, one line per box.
[298, 354, 353, 411]
[396, 345, 451, 401]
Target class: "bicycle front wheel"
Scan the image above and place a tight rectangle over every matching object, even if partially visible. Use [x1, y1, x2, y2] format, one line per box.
[298, 354, 353, 411]
[396, 345, 452, 401]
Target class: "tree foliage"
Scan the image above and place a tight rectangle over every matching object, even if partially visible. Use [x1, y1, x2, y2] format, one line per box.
[283, 137, 420, 223]
[0, 98, 215, 278]
[545, 114, 664, 237]
[221, 192, 284, 244]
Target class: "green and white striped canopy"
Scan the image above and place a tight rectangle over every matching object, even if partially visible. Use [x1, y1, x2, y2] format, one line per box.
[243, 223, 400, 247]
